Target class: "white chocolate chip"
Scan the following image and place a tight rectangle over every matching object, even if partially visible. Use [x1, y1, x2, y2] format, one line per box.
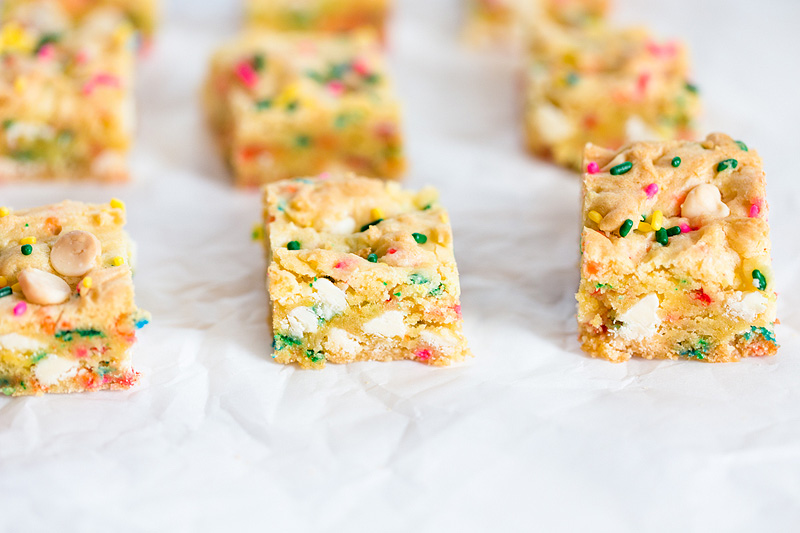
[726, 292, 769, 322]
[680, 184, 730, 222]
[363, 311, 407, 338]
[50, 230, 101, 277]
[323, 328, 360, 356]
[34, 354, 79, 386]
[18, 268, 71, 305]
[534, 103, 574, 143]
[0, 333, 45, 352]
[312, 278, 348, 320]
[285, 306, 319, 338]
[625, 116, 658, 142]
[616, 294, 660, 342]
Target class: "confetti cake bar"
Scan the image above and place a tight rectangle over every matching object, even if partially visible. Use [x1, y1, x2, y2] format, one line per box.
[464, 0, 608, 47]
[524, 22, 699, 169]
[204, 31, 405, 187]
[245, 0, 388, 35]
[3, 0, 158, 40]
[0, 0, 136, 182]
[0, 200, 148, 396]
[577, 133, 777, 362]
[263, 174, 469, 368]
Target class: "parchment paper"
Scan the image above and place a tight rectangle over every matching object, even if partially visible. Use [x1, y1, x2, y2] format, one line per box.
[1, 0, 799, 531]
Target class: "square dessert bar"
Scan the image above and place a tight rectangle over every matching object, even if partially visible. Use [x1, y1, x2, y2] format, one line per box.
[245, 0, 388, 35]
[464, 0, 608, 46]
[263, 174, 469, 368]
[0, 199, 148, 396]
[205, 31, 404, 187]
[3, 0, 158, 40]
[524, 23, 699, 169]
[0, 1, 136, 182]
[577, 133, 777, 362]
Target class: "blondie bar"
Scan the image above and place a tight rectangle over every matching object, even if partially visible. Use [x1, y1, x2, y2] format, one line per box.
[0, 199, 148, 396]
[263, 174, 469, 368]
[3, 0, 158, 40]
[464, 0, 608, 47]
[204, 31, 404, 187]
[525, 23, 699, 169]
[577, 133, 777, 362]
[245, 0, 388, 35]
[0, 0, 136, 181]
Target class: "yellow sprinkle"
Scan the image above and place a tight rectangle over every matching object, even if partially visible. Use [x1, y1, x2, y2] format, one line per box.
[0, 276, 6, 287]
[11, 283, 20, 293]
[0, 207, 9, 217]
[370, 207, 384, 220]
[81, 277, 92, 289]
[20, 236, 36, 245]
[111, 256, 125, 267]
[0, 22, 34, 54]
[638, 221, 653, 233]
[110, 198, 125, 210]
[650, 210, 664, 231]
[14, 77, 26, 94]
[113, 23, 134, 45]
[588, 210, 603, 224]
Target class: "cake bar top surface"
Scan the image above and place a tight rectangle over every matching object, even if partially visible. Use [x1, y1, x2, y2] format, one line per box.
[265, 174, 453, 273]
[0, 200, 137, 332]
[581, 133, 771, 293]
[2, 0, 157, 36]
[209, 31, 394, 114]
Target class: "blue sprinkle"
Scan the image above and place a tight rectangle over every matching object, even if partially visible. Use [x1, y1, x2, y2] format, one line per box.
[135, 319, 149, 329]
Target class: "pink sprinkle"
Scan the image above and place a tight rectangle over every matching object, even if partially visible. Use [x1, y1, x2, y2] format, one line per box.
[587, 161, 599, 174]
[644, 183, 659, 198]
[327, 80, 345, 97]
[334, 261, 347, 269]
[82, 73, 121, 95]
[352, 58, 370, 76]
[416, 349, 432, 361]
[647, 41, 677, 58]
[318, 172, 331, 180]
[75, 346, 88, 358]
[13, 302, 26, 316]
[75, 50, 89, 64]
[235, 61, 258, 89]
[387, 248, 397, 254]
[37, 43, 55, 60]
[637, 72, 651, 95]
[679, 223, 691, 234]
[454, 304, 462, 318]
[749, 203, 761, 218]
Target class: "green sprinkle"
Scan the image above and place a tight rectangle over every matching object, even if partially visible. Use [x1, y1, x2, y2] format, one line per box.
[610, 161, 633, 175]
[640, 214, 647, 222]
[595, 283, 612, 290]
[305, 349, 325, 363]
[619, 219, 633, 237]
[286, 100, 299, 112]
[255, 99, 272, 110]
[333, 114, 348, 129]
[428, 283, 445, 296]
[671, 156, 681, 167]
[273, 333, 302, 351]
[21, 244, 32, 255]
[655, 227, 668, 246]
[666, 226, 682, 237]
[367, 253, 378, 263]
[360, 219, 382, 232]
[685, 82, 699, 94]
[717, 158, 738, 172]
[251, 53, 265, 71]
[744, 326, 776, 344]
[55, 329, 104, 342]
[0, 287, 10, 298]
[394, 292, 401, 297]
[752, 269, 767, 291]
[364, 73, 380, 84]
[409, 273, 429, 285]
[295, 135, 311, 148]
[412, 233, 427, 244]
[566, 72, 579, 86]
[329, 62, 351, 80]
[735, 140, 748, 152]
[2, 119, 14, 130]
[287, 240, 301, 250]
[35, 33, 61, 54]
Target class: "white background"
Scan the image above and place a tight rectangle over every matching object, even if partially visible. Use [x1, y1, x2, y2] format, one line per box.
[1, 1, 800, 531]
